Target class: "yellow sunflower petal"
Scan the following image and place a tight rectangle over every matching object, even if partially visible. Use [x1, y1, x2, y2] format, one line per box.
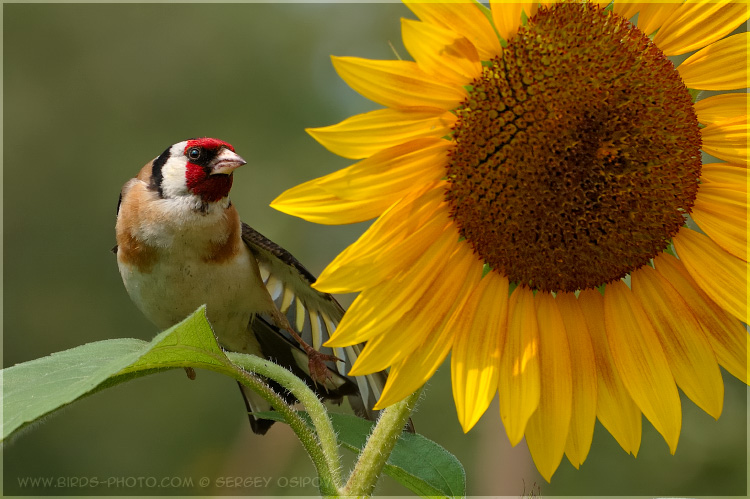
[692, 182, 748, 261]
[270, 176, 386, 224]
[654, 253, 748, 384]
[401, 18, 481, 86]
[349, 238, 480, 375]
[701, 163, 748, 184]
[555, 292, 597, 469]
[376, 332, 452, 410]
[701, 116, 749, 167]
[452, 271, 509, 432]
[307, 107, 456, 160]
[404, 0, 501, 60]
[345, 284, 451, 374]
[315, 138, 449, 206]
[316, 185, 448, 293]
[376, 249, 483, 409]
[612, 2, 643, 21]
[331, 56, 467, 110]
[578, 289, 642, 456]
[320, 207, 451, 293]
[631, 265, 724, 419]
[694, 94, 749, 126]
[653, 2, 750, 56]
[490, 1, 537, 43]
[636, 3, 681, 37]
[325, 224, 459, 346]
[672, 228, 748, 323]
[272, 138, 450, 225]
[498, 286, 541, 446]
[678, 32, 750, 91]
[603, 281, 682, 453]
[375, 339, 448, 410]
[525, 292, 573, 482]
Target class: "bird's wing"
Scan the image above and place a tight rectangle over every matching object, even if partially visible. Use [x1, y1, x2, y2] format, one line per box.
[241, 222, 386, 421]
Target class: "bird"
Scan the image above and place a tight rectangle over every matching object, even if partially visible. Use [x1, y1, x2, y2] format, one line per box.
[113, 137, 385, 434]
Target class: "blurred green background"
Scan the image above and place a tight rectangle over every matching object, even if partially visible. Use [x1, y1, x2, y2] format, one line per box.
[3, 3, 746, 497]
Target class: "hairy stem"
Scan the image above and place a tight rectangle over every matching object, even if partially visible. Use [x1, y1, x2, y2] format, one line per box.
[226, 352, 343, 492]
[343, 388, 423, 497]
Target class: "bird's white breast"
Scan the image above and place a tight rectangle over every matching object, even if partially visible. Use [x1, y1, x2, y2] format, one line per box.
[117, 202, 270, 354]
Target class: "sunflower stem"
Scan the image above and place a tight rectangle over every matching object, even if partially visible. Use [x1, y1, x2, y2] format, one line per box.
[226, 352, 343, 494]
[343, 388, 423, 497]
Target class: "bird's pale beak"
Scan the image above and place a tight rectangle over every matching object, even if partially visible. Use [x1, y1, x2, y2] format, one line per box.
[210, 148, 247, 175]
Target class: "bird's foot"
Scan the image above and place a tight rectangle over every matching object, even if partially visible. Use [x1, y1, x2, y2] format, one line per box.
[300, 344, 342, 389]
[271, 308, 342, 388]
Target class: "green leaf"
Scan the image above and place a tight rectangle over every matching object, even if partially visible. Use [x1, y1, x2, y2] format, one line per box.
[333, 413, 466, 498]
[1, 307, 346, 495]
[255, 411, 466, 498]
[2, 338, 150, 440]
[2, 306, 222, 441]
[117, 305, 227, 374]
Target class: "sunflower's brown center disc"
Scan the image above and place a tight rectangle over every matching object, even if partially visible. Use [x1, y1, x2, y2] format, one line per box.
[445, 3, 702, 293]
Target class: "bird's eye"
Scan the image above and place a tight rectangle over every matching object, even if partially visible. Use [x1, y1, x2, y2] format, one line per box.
[187, 147, 202, 160]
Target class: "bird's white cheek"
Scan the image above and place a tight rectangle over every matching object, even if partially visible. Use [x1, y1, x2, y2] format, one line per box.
[160, 157, 190, 198]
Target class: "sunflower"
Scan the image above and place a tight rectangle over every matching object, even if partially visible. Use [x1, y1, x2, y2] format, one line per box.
[272, 0, 749, 480]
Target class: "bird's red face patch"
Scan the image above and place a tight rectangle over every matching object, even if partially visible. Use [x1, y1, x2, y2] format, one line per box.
[185, 165, 234, 203]
[184, 138, 236, 203]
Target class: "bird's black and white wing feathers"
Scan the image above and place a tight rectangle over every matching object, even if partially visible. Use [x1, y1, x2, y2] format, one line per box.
[241, 223, 386, 423]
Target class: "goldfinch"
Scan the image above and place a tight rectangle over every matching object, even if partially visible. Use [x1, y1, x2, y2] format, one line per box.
[114, 137, 384, 434]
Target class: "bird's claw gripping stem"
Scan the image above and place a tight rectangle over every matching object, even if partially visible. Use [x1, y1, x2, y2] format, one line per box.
[286, 327, 342, 388]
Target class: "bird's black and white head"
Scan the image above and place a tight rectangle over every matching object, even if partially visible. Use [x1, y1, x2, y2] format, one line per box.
[151, 138, 246, 206]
